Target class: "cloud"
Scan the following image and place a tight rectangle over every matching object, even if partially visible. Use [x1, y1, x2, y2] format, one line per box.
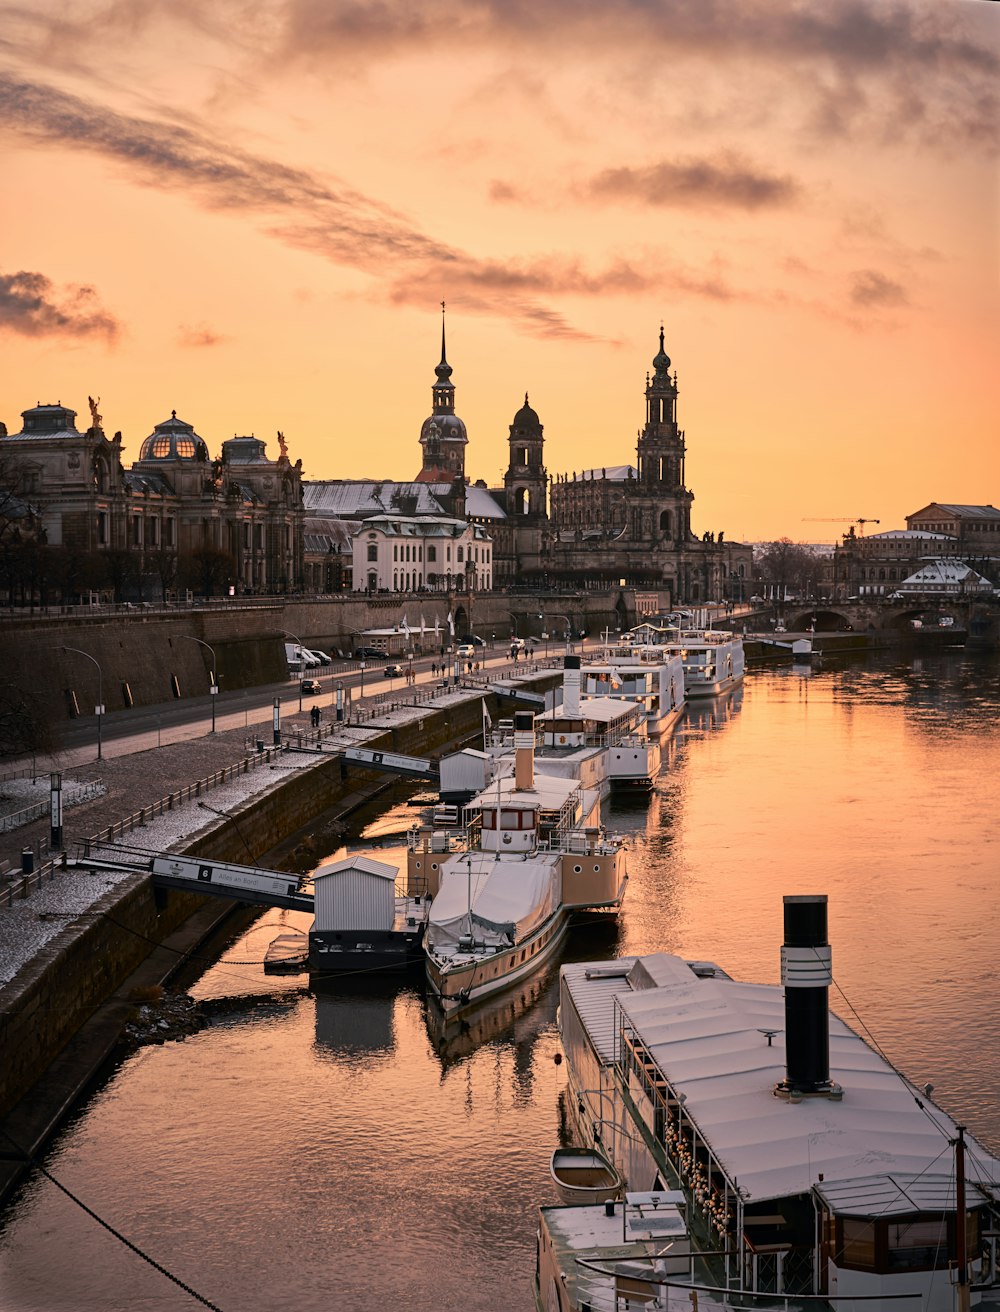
[272, 0, 998, 149]
[849, 269, 909, 309]
[0, 269, 120, 341]
[582, 152, 801, 211]
[2, 73, 728, 340]
[178, 323, 228, 348]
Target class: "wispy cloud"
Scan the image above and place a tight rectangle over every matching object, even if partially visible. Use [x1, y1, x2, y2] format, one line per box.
[273, 0, 998, 150]
[581, 153, 801, 211]
[0, 73, 695, 340]
[0, 269, 120, 341]
[178, 323, 229, 348]
[850, 269, 909, 309]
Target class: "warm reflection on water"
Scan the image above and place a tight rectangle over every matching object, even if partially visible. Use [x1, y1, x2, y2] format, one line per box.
[0, 650, 997, 1311]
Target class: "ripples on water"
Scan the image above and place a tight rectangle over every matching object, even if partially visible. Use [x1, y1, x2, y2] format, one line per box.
[1, 651, 997, 1311]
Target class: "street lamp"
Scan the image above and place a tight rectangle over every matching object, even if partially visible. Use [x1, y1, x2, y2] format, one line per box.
[60, 646, 104, 760]
[177, 634, 218, 733]
[281, 629, 306, 713]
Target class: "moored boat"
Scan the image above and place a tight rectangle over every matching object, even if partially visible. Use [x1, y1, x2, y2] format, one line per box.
[550, 1146, 622, 1206]
[414, 711, 628, 1016]
[545, 894, 1000, 1310]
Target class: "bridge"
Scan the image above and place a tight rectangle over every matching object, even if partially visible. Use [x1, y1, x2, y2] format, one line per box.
[752, 597, 996, 643]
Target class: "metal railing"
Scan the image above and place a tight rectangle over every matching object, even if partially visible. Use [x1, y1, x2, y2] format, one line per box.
[0, 742, 285, 908]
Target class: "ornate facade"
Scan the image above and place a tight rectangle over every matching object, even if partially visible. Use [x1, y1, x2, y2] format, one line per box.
[0, 400, 304, 600]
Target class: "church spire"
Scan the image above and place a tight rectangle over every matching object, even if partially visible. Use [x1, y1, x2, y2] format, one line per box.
[432, 300, 455, 412]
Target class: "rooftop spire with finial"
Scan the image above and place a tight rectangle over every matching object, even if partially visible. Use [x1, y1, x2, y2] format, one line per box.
[652, 323, 671, 376]
[435, 300, 453, 387]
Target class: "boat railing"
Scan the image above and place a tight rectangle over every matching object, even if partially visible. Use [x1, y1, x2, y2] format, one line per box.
[407, 825, 471, 855]
[541, 831, 622, 857]
[569, 1249, 928, 1311]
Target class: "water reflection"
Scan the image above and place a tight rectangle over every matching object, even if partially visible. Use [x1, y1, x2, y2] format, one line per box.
[1, 651, 997, 1312]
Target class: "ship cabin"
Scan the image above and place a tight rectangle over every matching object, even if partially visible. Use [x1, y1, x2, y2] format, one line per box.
[555, 939, 1000, 1311]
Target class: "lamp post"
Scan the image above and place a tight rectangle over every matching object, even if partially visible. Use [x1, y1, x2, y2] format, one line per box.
[177, 634, 218, 733]
[281, 629, 306, 713]
[550, 613, 572, 651]
[60, 646, 104, 760]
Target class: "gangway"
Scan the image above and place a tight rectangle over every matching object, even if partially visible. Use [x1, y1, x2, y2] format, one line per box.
[341, 746, 440, 780]
[74, 842, 314, 913]
[485, 682, 546, 708]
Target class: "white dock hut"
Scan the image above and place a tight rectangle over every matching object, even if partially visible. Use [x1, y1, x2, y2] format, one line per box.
[313, 856, 397, 933]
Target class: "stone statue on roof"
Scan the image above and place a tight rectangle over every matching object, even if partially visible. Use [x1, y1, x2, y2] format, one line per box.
[277, 430, 288, 460]
[88, 395, 103, 431]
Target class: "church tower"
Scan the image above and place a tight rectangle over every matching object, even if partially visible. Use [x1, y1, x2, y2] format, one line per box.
[503, 394, 547, 520]
[416, 305, 468, 484]
[629, 327, 693, 543]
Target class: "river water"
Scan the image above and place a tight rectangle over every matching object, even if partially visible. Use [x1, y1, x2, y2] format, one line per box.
[1, 649, 998, 1312]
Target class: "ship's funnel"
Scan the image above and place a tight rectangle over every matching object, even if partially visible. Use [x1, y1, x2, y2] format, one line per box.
[563, 654, 581, 718]
[513, 711, 535, 790]
[778, 894, 841, 1100]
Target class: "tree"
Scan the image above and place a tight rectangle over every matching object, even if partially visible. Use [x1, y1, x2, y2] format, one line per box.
[180, 546, 235, 597]
[754, 539, 819, 602]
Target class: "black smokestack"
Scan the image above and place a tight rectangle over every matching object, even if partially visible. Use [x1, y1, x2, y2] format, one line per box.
[780, 894, 832, 1096]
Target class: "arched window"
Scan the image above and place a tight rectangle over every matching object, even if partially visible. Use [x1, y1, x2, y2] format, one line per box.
[427, 545, 437, 562]
[659, 510, 672, 534]
[457, 546, 464, 562]
[367, 543, 378, 562]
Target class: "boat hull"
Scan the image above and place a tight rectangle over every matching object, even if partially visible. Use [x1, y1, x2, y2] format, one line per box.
[309, 926, 425, 974]
[550, 1147, 623, 1206]
[426, 909, 571, 1014]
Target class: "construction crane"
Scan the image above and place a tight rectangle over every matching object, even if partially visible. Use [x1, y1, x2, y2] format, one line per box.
[803, 517, 880, 537]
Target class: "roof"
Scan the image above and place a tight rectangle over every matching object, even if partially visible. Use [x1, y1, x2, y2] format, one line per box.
[600, 952, 1000, 1206]
[304, 481, 447, 517]
[898, 559, 991, 588]
[313, 856, 397, 882]
[868, 529, 956, 541]
[910, 503, 1000, 521]
[464, 483, 507, 519]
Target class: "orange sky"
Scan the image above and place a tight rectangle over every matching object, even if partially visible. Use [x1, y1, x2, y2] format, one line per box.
[1, 0, 997, 541]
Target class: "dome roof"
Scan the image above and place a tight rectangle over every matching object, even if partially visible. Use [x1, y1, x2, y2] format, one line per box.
[420, 414, 467, 445]
[652, 326, 671, 374]
[512, 392, 541, 430]
[139, 411, 210, 462]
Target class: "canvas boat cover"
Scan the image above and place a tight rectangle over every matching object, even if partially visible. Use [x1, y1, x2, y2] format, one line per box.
[427, 852, 559, 951]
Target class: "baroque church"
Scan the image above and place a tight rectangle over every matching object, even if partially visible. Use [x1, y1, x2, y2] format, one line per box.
[303, 318, 750, 603]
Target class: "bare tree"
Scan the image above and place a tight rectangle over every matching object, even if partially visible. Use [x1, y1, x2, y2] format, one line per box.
[754, 539, 819, 602]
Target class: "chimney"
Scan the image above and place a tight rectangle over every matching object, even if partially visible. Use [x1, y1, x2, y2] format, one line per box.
[778, 894, 842, 1100]
[513, 711, 535, 790]
[562, 654, 581, 718]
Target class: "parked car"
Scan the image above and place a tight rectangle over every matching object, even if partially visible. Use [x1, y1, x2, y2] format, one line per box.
[301, 678, 321, 695]
[353, 647, 385, 660]
[308, 649, 332, 665]
[384, 663, 404, 678]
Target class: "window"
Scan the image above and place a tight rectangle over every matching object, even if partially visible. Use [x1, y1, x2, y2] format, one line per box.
[840, 1220, 876, 1269]
[367, 544, 378, 562]
[457, 547, 464, 562]
[427, 545, 437, 562]
[131, 516, 141, 546]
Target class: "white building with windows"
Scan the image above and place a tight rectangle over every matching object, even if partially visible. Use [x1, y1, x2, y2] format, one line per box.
[353, 514, 492, 593]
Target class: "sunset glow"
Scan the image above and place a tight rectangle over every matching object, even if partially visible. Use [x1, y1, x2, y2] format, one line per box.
[2, 0, 997, 540]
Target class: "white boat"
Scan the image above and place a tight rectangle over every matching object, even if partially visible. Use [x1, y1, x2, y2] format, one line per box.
[543, 894, 1000, 1311]
[411, 710, 628, 1016]
[578, 640, 686, 739]
[667, 628, 745, 697]
[550, 1147, 622, 1206]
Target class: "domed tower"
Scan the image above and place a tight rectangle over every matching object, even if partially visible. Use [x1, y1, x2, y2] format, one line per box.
[637, 327, 685, 489]
[503, 393, 547, 520]
[416, 306, 468, 484]
[135, 411, 212, 498]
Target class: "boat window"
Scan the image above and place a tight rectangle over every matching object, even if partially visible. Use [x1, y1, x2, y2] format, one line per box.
[500, 810, 522, 830]
[481, 810, 496, 829]
[887, 1218, 952, 1271]
[840, 1219, 876, 1269]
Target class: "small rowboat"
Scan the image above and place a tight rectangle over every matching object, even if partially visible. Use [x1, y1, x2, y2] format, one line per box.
[550, 1147, 622, 1206]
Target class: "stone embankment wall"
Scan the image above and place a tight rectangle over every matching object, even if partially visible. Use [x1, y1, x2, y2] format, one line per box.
[0, 691, 503, 1121]
[2, 589, 632, 719]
